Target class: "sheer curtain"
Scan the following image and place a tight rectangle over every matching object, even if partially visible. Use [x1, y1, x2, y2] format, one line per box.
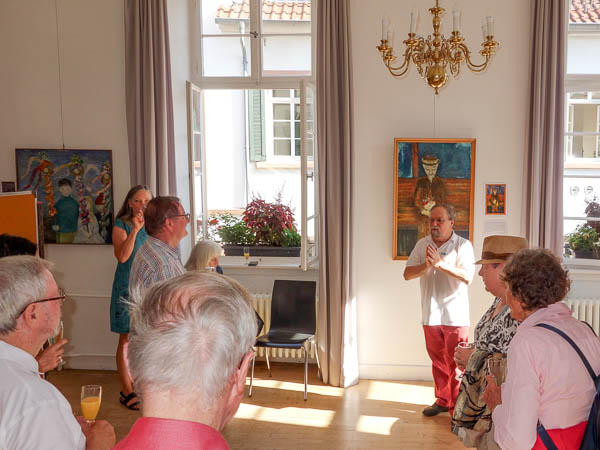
[522, 0, 566, 255]
[124, 0, 177, 195]
[316, 0, 358, 388]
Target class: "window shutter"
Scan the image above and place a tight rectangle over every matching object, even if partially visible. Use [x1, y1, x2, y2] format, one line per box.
[248, 90, 266, 162]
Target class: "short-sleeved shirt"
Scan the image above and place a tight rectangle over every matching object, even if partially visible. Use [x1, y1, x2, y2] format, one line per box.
[113, 417, 229, 449]
[55, 196, 79, 232]
[129, 236, 185, 297]
[406, 232, 475, 326]
[0, 341, 85, 449]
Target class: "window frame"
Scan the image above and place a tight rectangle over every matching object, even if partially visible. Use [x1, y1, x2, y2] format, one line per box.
[563, 4, 600, 262]
[187, 0, 318, 270]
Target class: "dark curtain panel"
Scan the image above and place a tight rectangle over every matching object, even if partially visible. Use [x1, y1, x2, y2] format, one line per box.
[316, 0, 358, 388]
[522, 0, 565, 255]
[125, 0, 177, 195]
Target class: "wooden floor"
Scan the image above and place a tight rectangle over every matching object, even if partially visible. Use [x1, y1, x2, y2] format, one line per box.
[49, 362, 464, 449]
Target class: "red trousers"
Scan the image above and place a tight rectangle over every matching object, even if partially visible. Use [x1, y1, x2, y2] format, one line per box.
[423, 325, 469, 410]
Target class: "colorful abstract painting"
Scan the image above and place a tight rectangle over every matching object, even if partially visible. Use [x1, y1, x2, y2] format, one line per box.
[485, 184, 506, 215]
[15, 148, 114, 245]
[393, 139, 475, 259]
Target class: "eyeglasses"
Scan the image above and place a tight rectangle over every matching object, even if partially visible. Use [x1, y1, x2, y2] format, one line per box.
[429, 218, 448, 224]
[19, 288, 67, 316]
[168, 213, 191, 222]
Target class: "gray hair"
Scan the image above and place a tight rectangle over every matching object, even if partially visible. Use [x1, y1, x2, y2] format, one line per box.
[185, 240, 222, 272]
[128, 272, 257, 403]
[432, 203, 457, 222]
[0, 256, 53, 334]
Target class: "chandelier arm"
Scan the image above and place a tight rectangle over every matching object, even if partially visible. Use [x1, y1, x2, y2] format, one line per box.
[385, 47, 414, 76]
[458, 43, 490, 72]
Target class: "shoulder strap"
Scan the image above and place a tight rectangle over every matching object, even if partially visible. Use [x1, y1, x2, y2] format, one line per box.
[537, 423, 559, 450]
[535, 323, 597, 381]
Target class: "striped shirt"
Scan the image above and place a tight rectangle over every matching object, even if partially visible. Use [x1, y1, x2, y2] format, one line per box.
[129, 236, 185, 298]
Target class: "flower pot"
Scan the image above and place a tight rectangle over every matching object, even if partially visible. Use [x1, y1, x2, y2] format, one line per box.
[574, 250, 595, 259]
[223, 245, 301, 257]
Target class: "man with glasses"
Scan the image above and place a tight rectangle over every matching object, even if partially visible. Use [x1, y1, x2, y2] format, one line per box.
[130, 196, 189, 295]
[113, 272, 256, 449]
[0, 255, 115, 449]
[404, 204, 475, 418]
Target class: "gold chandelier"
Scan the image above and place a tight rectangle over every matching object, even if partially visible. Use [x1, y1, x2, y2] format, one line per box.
[376, 0, 499, 94]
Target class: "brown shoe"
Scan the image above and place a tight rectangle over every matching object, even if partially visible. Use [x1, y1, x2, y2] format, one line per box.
[422, 402, 449, 417]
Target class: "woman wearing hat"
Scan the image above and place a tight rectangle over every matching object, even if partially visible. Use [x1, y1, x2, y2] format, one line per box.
[451, 235, 528, 448]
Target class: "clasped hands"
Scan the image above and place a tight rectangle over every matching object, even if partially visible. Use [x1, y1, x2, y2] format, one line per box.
[425, 244, 443, 268]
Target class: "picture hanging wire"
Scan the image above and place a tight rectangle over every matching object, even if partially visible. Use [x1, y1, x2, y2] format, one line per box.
[54, 0, 65, 149]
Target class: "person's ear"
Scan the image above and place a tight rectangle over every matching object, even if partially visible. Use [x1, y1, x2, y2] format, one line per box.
[21, 304, 38, 327]
[220, 350, 254, 430]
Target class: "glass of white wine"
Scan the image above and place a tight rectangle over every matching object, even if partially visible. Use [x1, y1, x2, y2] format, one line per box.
[81, 385, 102, 425]
[243, 246, 250, 264]
[48, 320, 65, 371]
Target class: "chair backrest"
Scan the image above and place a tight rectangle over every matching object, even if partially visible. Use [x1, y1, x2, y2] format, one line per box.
[269, 280, 316, 334]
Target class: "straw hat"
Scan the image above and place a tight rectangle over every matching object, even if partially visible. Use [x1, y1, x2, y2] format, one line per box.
[475, 235, 528, 264]
[421, 155, 439, 166]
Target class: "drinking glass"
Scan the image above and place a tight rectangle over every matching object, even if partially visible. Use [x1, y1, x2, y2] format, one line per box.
[48, 320, 65, 370]
[243, 246, 250, 262]
[487, 357, 507, 385]
[455, 342, 475, 381]
[81, 385, 102, 424]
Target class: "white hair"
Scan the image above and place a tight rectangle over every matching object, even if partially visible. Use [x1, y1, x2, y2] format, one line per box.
[128, 272, 256, 403]
[0, 255, 52, 334]
[185, 240, 222, 272]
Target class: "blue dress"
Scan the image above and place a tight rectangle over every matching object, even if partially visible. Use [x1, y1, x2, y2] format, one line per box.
[109, 219, 148, 333]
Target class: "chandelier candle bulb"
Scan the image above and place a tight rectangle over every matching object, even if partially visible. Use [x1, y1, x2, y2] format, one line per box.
[481, 23, 488, 40]
[486, 15, 494, 37]
[410, 9, 418, 34]
[452, 9, 461, 33]
[382, 17, 389, 41]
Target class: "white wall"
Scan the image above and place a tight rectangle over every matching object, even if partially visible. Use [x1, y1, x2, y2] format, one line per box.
[351, 0, 530, 379]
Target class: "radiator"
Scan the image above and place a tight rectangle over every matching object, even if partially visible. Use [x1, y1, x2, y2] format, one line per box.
[564, 299, 600, 336]
[252, 293, 316, 361]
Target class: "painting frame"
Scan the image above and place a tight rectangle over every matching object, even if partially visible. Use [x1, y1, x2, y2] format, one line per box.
[485, 183, 506, 215]
[393, 138, 476, 260]
[15, 148, 114, 245]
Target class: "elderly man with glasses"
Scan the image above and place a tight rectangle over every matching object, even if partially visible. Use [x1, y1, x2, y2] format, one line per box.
[114, 272, 257, 449]
[0, 255, 115, 449]
[129, 196, 190, 294]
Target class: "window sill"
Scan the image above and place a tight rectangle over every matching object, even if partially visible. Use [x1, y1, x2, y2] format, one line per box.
[564, 257, 600, 280]
[255, 160, 314, 170]
[220, 255, 318, 270]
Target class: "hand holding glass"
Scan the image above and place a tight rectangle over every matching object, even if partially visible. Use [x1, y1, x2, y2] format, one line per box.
[48, 320, 65, 369]
[455, 342, 474, 380]
[81, 385, 102, 424]
[487, 358, 506, 385]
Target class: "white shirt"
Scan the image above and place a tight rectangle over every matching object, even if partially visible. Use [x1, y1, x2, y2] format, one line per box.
[0, 340, 85, 450]
[406, 233, 475, 326]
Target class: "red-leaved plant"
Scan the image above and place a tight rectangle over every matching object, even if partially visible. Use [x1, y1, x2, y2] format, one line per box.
[243, 197, 296, 246]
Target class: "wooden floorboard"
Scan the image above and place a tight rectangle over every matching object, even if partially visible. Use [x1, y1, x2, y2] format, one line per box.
[49, 362, 463, 449]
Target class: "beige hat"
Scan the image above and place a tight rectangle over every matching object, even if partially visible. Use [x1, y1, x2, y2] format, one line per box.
[476, 235, 528, 264]
[421, 155, 439, 166]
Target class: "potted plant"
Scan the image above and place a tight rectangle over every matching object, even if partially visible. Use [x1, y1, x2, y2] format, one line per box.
[208, 196, 301, 257]
[585, 196, 600, 234]
[565, 224, 600, 259]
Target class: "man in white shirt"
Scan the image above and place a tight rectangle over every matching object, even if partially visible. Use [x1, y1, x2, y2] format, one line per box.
[0, 255, 115, 450]
[404, 204, 475, 417]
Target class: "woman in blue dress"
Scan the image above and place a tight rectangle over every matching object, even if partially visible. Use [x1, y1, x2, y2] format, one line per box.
[110, 185, 152, 410]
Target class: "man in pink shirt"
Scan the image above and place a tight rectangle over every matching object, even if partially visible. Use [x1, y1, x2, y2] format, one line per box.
[114, 272, 257, 449]
[487, 249, 600, 449]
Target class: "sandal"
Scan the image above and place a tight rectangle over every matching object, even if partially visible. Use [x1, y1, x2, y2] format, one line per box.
[119, 391, 141, 411]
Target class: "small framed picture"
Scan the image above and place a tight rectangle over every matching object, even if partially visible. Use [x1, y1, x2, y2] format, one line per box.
[1, 182, 16, 193]
[485, 184, 506, 215]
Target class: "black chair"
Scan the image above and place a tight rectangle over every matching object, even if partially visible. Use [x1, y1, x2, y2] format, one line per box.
[248, 280, 319, 401]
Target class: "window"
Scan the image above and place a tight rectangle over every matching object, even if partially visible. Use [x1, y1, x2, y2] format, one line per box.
[563, 0, 600, 260]
[187, 0, 318, 269]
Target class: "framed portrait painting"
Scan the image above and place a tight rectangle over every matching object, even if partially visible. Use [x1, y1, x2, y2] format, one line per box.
[393, 138, 475, 259]
[15, 148, 114, 245]
[485, 184, 506, 215]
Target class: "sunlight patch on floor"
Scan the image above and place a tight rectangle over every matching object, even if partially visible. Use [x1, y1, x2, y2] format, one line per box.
[356, 415, 400, 436]
[235, 404, 336, 428]
[365, 380, 435, 406]
[245, 379, 344, 397]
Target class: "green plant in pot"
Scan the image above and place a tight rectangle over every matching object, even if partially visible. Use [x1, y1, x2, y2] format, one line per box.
[208, 196, 301, 256]
[566, 224, 599, 259]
